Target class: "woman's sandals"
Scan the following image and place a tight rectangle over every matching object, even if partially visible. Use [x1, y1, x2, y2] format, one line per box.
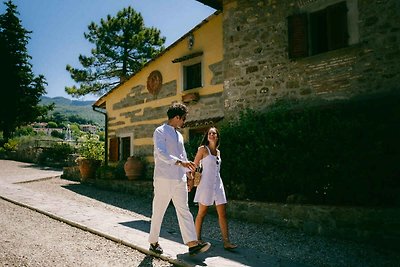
[223, 241, 238, 250]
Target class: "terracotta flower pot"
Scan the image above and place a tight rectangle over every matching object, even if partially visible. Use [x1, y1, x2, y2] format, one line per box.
[76, 158, 101, 181]
[124, 156, 144, 180]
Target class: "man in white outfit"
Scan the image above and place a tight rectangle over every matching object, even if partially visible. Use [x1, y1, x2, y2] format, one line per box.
[148, 103, 211, 256]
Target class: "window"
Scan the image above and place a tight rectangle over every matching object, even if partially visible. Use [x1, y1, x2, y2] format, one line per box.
[288, 1, 349, 59]
[184, 62, 202, 90]
[108, 135, 131, 162]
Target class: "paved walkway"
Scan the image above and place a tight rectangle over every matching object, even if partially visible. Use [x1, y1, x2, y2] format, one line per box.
[0, 160, 308, 267]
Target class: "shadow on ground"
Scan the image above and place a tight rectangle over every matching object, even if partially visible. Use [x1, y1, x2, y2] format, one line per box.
[19, 162, 63, 172]
[62, 183, 156, 218]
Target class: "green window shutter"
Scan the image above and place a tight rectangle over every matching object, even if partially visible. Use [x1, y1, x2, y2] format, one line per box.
[288, 13, 309, 59]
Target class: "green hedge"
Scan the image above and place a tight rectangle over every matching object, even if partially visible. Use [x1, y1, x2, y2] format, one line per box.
[218, 91, 400, 207]
[37, 142, 76, 167]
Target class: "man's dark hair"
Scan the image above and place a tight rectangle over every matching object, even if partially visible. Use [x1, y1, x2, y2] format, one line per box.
[167, 103, 188, 119]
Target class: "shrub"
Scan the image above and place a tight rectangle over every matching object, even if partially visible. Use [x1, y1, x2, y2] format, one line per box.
[114, 160, 127, 180]
[76, 134, 104, 161]
[37, 142, 75, 167]
[219, 91, 400, 207]
[3, 138, 19, 151]
[185, 134, 204, 160]
[51, 130, 65, 139]
[14, 126, 36, 137]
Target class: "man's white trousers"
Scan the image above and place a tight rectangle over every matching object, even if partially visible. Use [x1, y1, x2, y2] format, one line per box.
[148, 178, 197, 245]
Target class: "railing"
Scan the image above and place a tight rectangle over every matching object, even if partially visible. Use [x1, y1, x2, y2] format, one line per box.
[33, 139, 80, 149]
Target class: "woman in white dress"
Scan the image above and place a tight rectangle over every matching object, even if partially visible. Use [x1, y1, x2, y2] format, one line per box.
[190, 127, 237, 250]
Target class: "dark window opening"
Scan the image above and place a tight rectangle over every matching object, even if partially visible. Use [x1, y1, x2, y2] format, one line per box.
[184, 62, 202, 90]
[310, 8, 328, 55]
[121, 136, 131, 161]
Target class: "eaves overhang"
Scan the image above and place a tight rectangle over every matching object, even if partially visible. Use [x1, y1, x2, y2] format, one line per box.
[195, 0, 222, 10]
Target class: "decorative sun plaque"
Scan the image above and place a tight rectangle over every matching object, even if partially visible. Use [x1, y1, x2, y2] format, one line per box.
[146, 70, 162, 95]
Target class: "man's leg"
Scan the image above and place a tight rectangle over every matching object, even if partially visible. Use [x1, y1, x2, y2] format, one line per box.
[172, 180, 198, 244]
[148, 179, 171, 244]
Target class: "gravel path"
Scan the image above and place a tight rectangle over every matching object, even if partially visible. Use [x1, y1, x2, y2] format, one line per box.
[9, 177, 400, 267]
[0, 197, 173, 267]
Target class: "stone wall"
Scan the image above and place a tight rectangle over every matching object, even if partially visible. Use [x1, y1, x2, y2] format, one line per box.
[225, 200, 400, 249]
[74, 178, 400, 249]
[222, 0, 400, 118]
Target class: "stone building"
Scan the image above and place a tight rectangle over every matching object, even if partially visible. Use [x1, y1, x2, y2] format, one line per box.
[201, 0, 399, 118]
[94, 0, 400, 162]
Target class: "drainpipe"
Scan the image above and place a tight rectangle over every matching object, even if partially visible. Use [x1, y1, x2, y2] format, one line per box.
[92, 106, 108, 166]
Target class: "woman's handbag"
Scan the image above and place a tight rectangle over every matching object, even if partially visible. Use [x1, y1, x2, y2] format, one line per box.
[193, 164, 202, 187]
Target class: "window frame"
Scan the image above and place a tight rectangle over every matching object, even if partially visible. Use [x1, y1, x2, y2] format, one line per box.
[288, 0, 358, 59]
[118, 133, 134, 161]
[108, 133, 135, 162]
[182, 58, 203, 91]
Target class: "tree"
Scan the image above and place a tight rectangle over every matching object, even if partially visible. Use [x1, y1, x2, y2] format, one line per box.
[0, 0, 53, 142]
[66, 6, 165, 97]
[47, 121, 58, 128]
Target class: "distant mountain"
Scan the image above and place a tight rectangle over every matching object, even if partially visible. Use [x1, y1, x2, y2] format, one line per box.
[42, 96, 96, 106]
[40, 96, 105, 126]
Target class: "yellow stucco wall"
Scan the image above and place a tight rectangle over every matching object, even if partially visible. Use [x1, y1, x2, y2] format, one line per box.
[95, 12, 223, 158]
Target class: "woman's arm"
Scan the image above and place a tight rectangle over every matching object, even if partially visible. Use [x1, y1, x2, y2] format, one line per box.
[193, 146, 207, 167]
[187, 146, 206, 191]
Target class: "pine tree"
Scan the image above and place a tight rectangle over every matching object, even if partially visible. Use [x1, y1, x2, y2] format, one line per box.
[0, 0, 52, 142]
[65, 6, 165, 97]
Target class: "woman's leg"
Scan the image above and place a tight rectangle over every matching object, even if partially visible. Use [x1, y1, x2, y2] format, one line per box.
[216, 204, 229, 242]
[216, 204, 237, 249]
[195, 204, 209, 241]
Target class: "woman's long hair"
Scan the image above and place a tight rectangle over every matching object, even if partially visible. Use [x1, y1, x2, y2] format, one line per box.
[200, 126, 220, 148]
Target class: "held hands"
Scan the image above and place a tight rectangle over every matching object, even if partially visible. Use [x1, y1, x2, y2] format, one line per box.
[177, 160, 197, 192]
[177, 160, 196, 172]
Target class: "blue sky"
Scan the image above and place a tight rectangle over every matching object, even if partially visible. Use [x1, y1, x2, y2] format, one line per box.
[1, 0, 215, 100]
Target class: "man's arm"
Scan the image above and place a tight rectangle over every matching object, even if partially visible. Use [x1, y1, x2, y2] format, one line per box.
[153, 128, 178, 165]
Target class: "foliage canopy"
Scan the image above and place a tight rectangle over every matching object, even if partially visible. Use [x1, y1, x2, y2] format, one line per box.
[0, 0, 53, 142]
[65, 6, 165, 97]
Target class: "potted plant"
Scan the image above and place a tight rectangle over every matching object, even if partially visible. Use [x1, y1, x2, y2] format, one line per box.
[124, 151, 146, 180]
[75, 134, 104, 181]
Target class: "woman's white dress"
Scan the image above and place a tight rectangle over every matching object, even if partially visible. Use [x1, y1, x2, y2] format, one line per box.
[194, 146, 227, 206]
